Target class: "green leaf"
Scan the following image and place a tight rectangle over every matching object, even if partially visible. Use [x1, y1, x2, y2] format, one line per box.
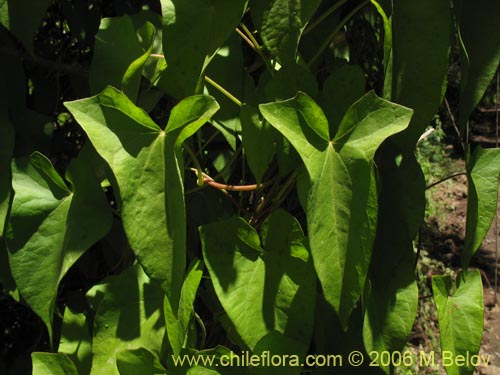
[319, 64, 365, 135]
[59, 310, 91, 373]
[458, 0, 500, 131]
[65, 87, 219, 308]
[251, 0, 321, 65]
[32, 353, 79, 375]
[90, 14, 158, 100]
[59, 307, 92, 375]
[391, 0, 451, 147]
[0, 0, 51, 53]
[0, 72, 14, 239]
[463, 146, 500, 267]
[363, 146, 423, 374]
[0, 72, 14, 291]
[159, 0, 247, 98]
[370, 0, 392, 100]
[264, 63, 318, 101]
[7, 153, 112, 338]
[168, 346, 245, 375]
[165, 259, 204, 355]
[205, 34, 247, 151]
[121, 22, 156, 102]
[247, 332, 305, 375]
[0, 47, 52, 156]
[432, 270, 484, 375]
[116, 348, 166, 375]
[88, 264, 165, 375]
[200, 210, 315, 353]
[90, 16, 142, 94]
[260, 91, 412, 327]
[240, 105, 275, 182]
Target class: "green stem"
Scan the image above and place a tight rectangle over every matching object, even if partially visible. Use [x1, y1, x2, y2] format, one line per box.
[194, 312, 207, 350]
[307, 0, 370, 68]
[184, 144, 205, 186]
[204, 76, 242, 107]
[239, 24, 275, 74]
[303, 0, 350, 36]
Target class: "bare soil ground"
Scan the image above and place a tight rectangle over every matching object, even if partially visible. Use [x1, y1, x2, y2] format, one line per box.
[422, 164, 500, 375]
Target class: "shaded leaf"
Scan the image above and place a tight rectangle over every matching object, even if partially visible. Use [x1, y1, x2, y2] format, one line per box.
[391, 0, 451, 147]
[319, 64, 365, 135]
[432, 270, 484, 375]
[240, 104, 275, 182]
[0, 0, 50, 53]
[458, 0, 500, 131]
[0, 71, 14, 239]
[65, 87, 219, 308]
[159, 0, 247, 98]
[364, 145, 423, 374]
[251, 0, 321, 65]
[7, 153, 112, 338]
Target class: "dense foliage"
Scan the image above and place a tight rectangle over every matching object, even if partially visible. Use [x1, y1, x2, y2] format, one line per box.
[1, 0, 500, 374]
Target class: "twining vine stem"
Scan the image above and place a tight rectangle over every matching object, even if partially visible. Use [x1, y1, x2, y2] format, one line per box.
[189, 168, 269, 192]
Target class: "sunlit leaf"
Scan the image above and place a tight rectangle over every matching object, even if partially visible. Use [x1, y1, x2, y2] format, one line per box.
[88, 264, 165, 375]
[165, 259, 204, 355]
[32, 353, 79, 375]
[260, 91, 412, 327]
[7, 152, 112, 338]
[201, 210, 315, 355]
[65, 86, 219, 308]
[432, 270, 484, 375]
[59, 307, 92, 375]
[116, 348, 166, 375]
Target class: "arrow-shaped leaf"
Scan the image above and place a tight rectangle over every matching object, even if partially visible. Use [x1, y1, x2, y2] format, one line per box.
[260, 91, 412, 327]
[432, 270, 484, 375]
[463, 146, 500, 267]
[7, 152, 112, 338]
[200, 210, 315, 356]
[65, 86, 219, 308]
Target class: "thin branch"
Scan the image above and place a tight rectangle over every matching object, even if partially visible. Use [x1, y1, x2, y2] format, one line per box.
[425, 172, 466, 190]
[238, 24, 274, 74]
[0, 46, 88, 76]
[204, 75, 242, 107]
[235, 27, 257, 53]
[444, 97, 466, 153]
[184, 145, 205, 186]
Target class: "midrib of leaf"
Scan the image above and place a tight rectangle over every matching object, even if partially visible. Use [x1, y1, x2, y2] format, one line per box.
[318, 147, 342, 269]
